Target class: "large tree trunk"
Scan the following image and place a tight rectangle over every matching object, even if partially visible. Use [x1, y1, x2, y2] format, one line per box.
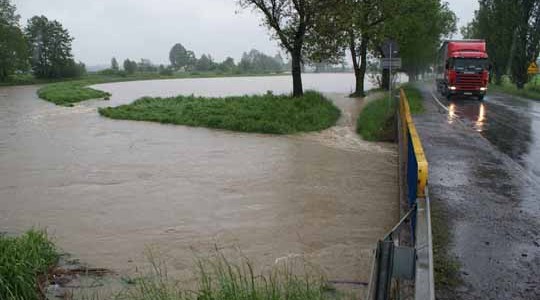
[291, 51, 303, 97]
[349, 34, 368, 97]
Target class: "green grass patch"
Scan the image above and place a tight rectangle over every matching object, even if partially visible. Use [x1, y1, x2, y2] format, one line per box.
[0, 230, 59, 300]
[356, 95, 396, 142]
[98, 91, 340, 134]
[490, 75, 540, 100]
[430, 200, 462, 290]
[38, 81, 111, 106]
[401, 83, 425, 114]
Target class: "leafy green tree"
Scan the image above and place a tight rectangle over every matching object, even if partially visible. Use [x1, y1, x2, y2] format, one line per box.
[123, 59, 137, 74]
[465, 0, 540, 88]
[217, 57, 236, 73]
[385, 0, 456, 81]
[137, 58, 157, 72]
[195, 54, 216, 71]
[238, 49, 284, 73]
[169, 43, 196, 70]
[111, 57, 119, 71]
[0, 0, 28, 81]
[25, 15, 79, 78]
[239, 0, 325, 97]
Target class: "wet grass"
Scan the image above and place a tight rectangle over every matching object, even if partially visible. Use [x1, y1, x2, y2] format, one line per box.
[120, 249, 344, 300]
[490, 75, 540, 100]
[0, 230, 59, 300]
[356, 95, 396, 142]
[430, 199, 462, 292]
[401, 83, 425, 114]
[38, 81, 111, 106]
[98, 91, 341, 134]
[356, 84, 425, 142]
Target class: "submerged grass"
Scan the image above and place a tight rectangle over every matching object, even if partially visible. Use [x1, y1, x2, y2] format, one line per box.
[98, 91, 341, 134]
[0, 230, 59, 300]
[120, 249, 343, 300]
[35, 72, 285, 106]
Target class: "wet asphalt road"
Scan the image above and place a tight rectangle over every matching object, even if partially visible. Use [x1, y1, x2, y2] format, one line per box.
[413, 83, 540, 300]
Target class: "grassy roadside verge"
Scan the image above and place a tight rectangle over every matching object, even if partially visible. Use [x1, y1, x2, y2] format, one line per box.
[33, 72, 286, 106]
[356, 83, 424, 142]
[490, 83, 540, 100]
[99, 91, 340, 134]
[0, 230, 59, 300]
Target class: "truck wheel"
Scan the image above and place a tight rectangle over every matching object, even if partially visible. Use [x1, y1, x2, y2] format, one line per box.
[478, 95, 485, 101]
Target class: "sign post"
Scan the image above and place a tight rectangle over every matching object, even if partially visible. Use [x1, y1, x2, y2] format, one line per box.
[382, 39, 400, 111]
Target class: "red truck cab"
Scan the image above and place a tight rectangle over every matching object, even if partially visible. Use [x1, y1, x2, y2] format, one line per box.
[436, 40, 489, 100]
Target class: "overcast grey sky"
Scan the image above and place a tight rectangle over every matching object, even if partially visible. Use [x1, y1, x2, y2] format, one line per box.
[12, 0, 478, 66]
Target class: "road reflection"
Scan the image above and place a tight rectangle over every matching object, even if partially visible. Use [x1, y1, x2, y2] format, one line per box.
[474, 103, 486, 132]
[445, 95, 534, 169]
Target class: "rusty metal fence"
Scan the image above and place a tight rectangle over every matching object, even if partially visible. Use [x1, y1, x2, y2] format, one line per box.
[366, 88, 433, 300]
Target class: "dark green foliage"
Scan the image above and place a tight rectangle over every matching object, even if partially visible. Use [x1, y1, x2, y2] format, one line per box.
[99, 91, 340, 134]
[123, 59, 138, 74]
[25, 15, 81, 79]
[0, 0, 28, 81]
[464, 0, 540, 88]
[0, 230, 59, 300]
[111, 57, 119, 71]
[169, 43, 196, 70]
[195, 54, 216, 72]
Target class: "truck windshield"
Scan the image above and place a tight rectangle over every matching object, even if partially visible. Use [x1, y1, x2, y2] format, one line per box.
[453, 58, 488, 72]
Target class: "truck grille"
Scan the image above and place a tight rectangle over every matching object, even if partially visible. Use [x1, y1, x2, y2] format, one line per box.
[456, 73, 482, 90]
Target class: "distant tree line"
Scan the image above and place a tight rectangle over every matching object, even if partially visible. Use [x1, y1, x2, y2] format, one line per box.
[462, 0, 540, 89]
[0, 0, 85, 81]
[101, 44, 286, 77]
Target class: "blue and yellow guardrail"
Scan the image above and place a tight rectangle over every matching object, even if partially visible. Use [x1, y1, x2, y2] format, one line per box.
[367, 88, 433, 300]
[399, 88, 428, 201]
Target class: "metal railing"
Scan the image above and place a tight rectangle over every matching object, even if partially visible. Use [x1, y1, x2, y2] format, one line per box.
[366, 88, 433, 300]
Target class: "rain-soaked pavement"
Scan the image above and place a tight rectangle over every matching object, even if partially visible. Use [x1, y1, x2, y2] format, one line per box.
[0, 74, 398, 297]
[414, 83, 540, 299]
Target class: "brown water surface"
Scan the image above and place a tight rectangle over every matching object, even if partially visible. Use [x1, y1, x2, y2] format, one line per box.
[0, 74, 397, 293]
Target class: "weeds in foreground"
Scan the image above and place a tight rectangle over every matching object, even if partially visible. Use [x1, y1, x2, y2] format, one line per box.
[120, 248, 341, 300]
[0, 230, 59, 300]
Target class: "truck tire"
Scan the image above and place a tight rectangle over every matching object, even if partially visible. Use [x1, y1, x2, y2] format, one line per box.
[478, 95, 485, 101]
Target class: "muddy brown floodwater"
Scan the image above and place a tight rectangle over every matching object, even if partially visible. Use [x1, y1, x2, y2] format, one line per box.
[0, 74, 398, 297]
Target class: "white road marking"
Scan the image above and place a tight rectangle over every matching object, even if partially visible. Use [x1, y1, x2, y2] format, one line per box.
[429, 90, 449, 112]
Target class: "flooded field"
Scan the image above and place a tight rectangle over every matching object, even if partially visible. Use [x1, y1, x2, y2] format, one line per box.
[0, 74, 397, 292]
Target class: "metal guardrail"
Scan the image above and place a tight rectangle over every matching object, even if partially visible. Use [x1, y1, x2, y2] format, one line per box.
[366, 88, 433, 300]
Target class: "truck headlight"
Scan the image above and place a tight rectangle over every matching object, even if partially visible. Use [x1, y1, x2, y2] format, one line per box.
[449, 86, 457, 90]
[480, 87, 487, 91]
